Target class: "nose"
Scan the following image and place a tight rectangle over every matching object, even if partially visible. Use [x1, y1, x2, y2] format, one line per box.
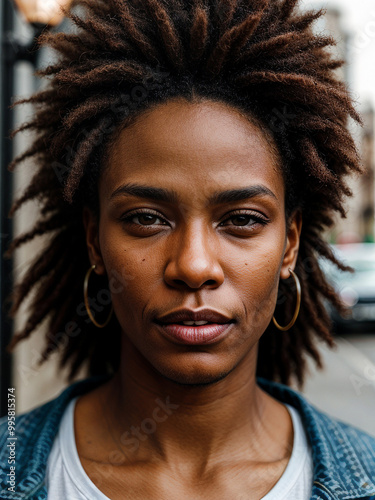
[163, 222, 225, 290]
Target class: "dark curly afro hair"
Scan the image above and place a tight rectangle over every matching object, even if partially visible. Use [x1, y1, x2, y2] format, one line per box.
[5, 0, 363, 388]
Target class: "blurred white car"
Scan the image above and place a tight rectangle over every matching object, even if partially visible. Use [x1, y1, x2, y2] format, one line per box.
[321, 243, 375, 333]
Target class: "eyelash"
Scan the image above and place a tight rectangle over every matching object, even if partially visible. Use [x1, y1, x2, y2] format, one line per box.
[119, 209, 269, 231]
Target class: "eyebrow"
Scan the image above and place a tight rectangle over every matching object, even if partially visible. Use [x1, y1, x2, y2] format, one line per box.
[110, 183, 277, 205]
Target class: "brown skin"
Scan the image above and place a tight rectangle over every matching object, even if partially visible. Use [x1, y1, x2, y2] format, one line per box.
[78, 98, 302, 499]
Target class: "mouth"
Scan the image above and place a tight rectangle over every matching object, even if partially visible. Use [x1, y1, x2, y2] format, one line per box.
[153, 320, 236, 345]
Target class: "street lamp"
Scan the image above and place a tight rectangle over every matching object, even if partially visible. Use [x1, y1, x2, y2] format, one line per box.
[7, 0, 74, 62]
[13, 0, 74, 27]
[0, 0, 73, 417]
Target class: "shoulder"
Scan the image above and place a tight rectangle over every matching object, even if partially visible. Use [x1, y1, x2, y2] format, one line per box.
[257, 377, 375, 499]
[257, 375, 375, 446]
[0, 374, 111, 497]
[1, 375, 110, 449]
[0, 390, 68, 499]
[0, 396, 57, 458]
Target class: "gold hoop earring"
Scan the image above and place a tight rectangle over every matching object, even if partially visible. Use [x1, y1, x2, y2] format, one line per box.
[272, 268, 301, 332]
[84, 264, 114, 328]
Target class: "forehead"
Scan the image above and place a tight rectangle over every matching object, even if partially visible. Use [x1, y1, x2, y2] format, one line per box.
[101, 98, 284, 204]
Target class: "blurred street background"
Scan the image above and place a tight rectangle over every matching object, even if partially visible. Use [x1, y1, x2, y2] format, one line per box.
[299, 0, 375, 437]
[300, 334, 375, 436]
[0, 0, 374, 437]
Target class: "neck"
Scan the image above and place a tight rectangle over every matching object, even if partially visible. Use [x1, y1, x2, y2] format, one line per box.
[99, 339, 292, 470]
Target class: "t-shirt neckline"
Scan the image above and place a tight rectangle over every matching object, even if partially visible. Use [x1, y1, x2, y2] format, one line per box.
[59, 396, 309, 500]
[260, 403, 310, 499]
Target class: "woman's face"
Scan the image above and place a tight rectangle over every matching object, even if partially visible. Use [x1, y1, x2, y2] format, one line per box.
[84, 98, 301, 385]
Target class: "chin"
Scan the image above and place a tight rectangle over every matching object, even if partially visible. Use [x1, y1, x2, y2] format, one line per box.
[157, 360, 236, 387]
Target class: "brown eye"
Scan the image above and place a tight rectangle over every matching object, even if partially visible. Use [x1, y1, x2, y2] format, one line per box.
[120, 210, 168, 228]
[231, 215, 253, 226]
[136, 214, 158, 225]
[220, 211, 269, 229]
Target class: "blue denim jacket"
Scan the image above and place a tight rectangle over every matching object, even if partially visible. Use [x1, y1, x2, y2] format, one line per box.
[1, 375, 375, 500]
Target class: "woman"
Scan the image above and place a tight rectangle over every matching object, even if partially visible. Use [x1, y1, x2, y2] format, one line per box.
[1, 0, 375, 498]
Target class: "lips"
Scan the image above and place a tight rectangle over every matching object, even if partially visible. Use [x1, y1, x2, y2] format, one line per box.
[153, 307, 235, 345]
[155, 322, 235, 345]
[154, 307, 233, 325]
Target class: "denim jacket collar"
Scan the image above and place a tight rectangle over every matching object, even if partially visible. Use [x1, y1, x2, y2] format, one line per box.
[257, 377, 375, 500]
[1, 375, 375, 500]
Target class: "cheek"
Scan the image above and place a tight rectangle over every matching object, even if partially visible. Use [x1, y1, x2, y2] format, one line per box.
[231, 245, 283, 330]
[99, 237, 162, 329]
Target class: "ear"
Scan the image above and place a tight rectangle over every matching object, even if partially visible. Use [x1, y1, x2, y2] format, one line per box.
[280, 210, 302, 280]
[82, 206, 106, 276]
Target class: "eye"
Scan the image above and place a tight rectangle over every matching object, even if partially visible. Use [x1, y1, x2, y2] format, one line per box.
[119, 209, 269, 233]
[220, 211, 269, 229]
[120, 209, 168, 227]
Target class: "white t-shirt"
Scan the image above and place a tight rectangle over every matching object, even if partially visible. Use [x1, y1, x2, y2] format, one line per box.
[45, 396, 314, 499]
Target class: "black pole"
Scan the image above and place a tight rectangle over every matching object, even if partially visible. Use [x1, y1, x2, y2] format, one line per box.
[0, 0, 15, 417]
